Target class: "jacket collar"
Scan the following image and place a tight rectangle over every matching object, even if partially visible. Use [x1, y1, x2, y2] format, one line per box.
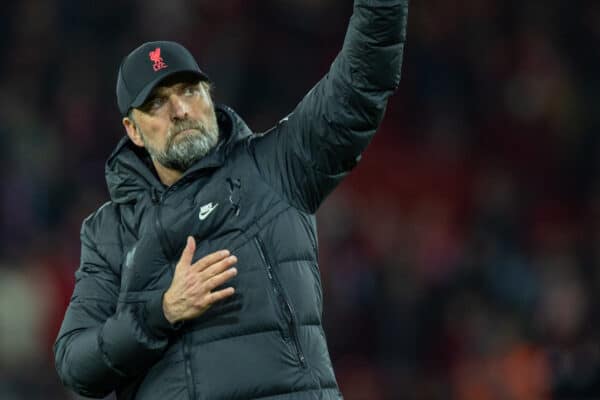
[105, 104, 252, 204]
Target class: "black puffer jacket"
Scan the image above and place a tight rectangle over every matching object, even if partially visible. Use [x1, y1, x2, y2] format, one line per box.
[54, 1, 409, 399]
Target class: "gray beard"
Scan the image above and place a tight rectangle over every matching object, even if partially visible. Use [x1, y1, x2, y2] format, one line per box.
[141, 118, 220, 172]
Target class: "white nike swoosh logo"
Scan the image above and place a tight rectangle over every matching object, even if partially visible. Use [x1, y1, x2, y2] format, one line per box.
[198, 202, 219, 221]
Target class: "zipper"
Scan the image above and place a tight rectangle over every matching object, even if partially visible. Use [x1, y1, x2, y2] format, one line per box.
[253, 236, 307, 368]
[151, 188, 175, 257]
[152, 187, 196, 399]
[183, 334, 196, 400]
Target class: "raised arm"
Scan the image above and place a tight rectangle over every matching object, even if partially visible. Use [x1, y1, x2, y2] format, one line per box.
[249, 0, 409, 213]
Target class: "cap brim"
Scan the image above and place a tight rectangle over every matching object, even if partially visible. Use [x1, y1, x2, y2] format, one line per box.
[129, 69, 209, 112]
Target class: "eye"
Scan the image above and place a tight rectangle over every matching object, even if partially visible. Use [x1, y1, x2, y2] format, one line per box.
[183, 85, 200, 96]
[148, 97, 165, 110]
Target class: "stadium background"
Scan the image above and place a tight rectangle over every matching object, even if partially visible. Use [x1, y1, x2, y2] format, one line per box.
[1, 0, 599, 399]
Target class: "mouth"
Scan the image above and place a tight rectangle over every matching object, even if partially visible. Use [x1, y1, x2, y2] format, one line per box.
[173, 128, 201, 138]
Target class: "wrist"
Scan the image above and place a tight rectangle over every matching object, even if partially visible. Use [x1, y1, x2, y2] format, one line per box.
[140, 289, 182, 339]
[162, 290, 178, 325]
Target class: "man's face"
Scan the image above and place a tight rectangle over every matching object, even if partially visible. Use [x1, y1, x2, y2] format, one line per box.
[125, 77, 220, 172]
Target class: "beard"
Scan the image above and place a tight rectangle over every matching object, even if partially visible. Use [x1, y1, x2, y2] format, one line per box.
[140, 112, 220, 172]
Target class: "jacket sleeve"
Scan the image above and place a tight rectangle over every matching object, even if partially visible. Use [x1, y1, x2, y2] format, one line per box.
[248, 0, 409, 213]
[53, 214, 177, 398]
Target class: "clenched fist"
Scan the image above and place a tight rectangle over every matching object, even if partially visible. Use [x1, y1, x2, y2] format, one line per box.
[162, 236, 238, 324]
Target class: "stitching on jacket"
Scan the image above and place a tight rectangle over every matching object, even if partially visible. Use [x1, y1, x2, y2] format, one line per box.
[274, 257, 315, 266]
[70, 297, 118, 304]
[186, 327, 282, 346]
[243, 386, 341, 400]
[189, 323, 324, 347]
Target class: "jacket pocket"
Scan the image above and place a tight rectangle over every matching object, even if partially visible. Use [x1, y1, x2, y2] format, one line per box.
[253, 237, 290, 341]
[253, 236, 307, 368]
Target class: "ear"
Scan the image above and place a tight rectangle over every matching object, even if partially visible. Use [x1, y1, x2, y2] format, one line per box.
[122, 114, 145, 148]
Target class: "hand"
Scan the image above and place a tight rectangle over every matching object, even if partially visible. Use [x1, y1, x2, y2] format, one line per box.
[162, 236, 238, 324]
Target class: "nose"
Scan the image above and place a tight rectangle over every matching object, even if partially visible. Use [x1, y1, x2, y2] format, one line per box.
[168, 94, 189, 121]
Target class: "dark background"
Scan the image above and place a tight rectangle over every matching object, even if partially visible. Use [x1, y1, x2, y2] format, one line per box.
[1, 1, 600, 399]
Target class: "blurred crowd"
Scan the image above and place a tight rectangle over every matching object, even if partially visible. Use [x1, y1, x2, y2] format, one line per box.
[1, 0, 599, 399]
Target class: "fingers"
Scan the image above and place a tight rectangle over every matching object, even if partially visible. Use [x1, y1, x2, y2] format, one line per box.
[192, 249, 232, 271]
[205, 265, 238, 291]
[202, 254, 237, 278]
[178, 236, 196, 267]
[167, 240, 240, 322]
[206, 287, 236, 305]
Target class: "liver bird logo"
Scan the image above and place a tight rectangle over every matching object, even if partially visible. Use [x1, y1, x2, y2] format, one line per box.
[149, 47, 168, 72]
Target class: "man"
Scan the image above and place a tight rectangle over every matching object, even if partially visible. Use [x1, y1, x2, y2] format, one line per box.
[54, 1, 409, 399]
